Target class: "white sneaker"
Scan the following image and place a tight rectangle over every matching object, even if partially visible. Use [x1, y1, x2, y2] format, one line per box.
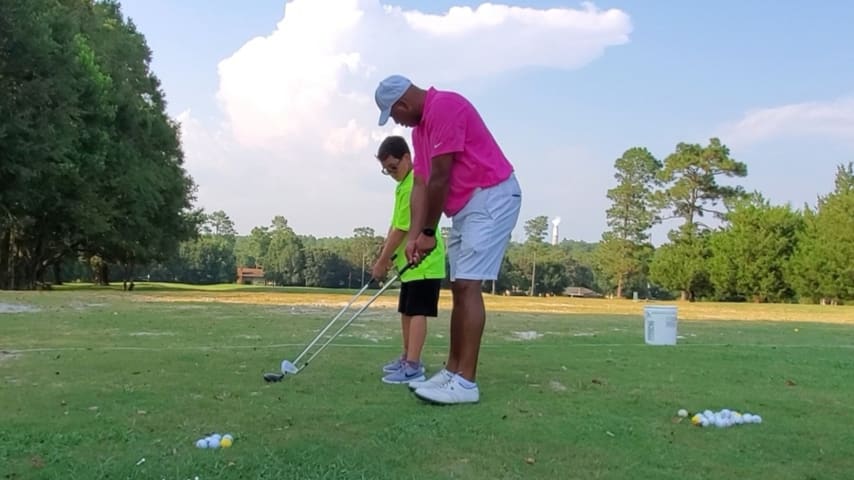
[413, 374, 480, 405]
[407, 368, 453, 391]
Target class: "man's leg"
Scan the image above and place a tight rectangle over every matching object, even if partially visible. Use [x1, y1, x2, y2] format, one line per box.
[444, 285, 461, 373]
[451, 279, 485, 381]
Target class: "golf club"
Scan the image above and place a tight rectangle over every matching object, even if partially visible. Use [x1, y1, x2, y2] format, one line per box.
[263, 256, 416, 383]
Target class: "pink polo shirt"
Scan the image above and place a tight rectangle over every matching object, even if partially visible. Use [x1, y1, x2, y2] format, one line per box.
[412, 87, 514, 217]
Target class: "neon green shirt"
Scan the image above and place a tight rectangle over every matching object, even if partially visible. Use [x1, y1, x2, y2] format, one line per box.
[391, 170, 446, 282]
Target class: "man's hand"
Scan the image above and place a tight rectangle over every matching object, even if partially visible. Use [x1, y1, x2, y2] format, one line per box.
[405, 232, 436, 265]
[371, 258, 391, 281]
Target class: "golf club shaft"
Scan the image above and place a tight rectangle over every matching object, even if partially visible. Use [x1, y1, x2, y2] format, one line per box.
[301, 266, 410, 368]
[290, 254, 401, 366]
[291, 280, 373, 366]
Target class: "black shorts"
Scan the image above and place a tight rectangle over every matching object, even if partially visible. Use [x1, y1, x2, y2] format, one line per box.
[398, 279, 442, 317]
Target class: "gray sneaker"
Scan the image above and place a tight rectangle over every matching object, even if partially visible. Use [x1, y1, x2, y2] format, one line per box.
[382, 363, 426, 384]
[382, 354, 405, 374]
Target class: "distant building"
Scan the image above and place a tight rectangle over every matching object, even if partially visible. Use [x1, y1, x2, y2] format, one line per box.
[236, 267, 266, 285]
[563, 286, 603, 298]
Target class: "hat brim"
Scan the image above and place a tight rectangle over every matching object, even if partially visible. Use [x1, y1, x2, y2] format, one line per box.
[378, 108, 391, 126]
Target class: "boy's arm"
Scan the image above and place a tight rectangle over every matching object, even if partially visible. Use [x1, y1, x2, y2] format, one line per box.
[377, 227, 407, 264]
[372, 225, 405, 280]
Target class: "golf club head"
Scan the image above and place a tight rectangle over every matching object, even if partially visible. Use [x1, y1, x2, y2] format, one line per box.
[281, 360, 299, 375]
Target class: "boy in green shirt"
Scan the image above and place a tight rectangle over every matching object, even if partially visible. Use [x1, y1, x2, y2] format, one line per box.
[371, 135, 446, 385]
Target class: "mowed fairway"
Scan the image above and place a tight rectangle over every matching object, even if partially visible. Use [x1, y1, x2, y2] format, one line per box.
[1, 287, 853, 479]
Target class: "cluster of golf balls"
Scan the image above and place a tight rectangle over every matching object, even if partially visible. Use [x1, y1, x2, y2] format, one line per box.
[678, 408, 762, 428]
[194, 433, 234, 449]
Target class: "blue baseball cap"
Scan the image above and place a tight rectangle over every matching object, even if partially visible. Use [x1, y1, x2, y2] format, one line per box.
[375, 75, 412, 126]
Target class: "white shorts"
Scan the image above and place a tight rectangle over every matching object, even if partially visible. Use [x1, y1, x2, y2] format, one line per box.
[447, 173, 522, 282]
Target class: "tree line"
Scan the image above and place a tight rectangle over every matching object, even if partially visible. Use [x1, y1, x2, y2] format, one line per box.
[50, 210, 603, 296]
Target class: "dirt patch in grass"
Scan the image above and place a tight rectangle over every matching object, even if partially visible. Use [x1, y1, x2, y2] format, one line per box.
[0, 302, 40, 314]
[0, 351, 20, 364]
[511, 330, 544, 341]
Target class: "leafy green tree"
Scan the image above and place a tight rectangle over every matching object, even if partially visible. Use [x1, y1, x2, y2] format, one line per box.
[788, 163, 854, 304]
[657, 138, 748, 228]
[653, 138, 747, 300]
[649, 227, 713, 301]
[708, 193, 803, 302]
[597, 148, 661, 297]
[265, 216, 305, 286]
[524, 216, 549, 243]
[204, 210, 237, 237]
[303, 247, 351, 288]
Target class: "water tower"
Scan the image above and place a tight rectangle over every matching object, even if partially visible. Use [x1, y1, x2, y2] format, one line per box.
[551, 217, 561, 246]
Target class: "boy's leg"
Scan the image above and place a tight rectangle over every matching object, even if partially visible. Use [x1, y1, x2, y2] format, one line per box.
[404, 278, 440, 366]
[406, 315, 426, 364]
[384, 279, 439, 385]
[401, 314, 411, 357]
[383, 283, 410, 373]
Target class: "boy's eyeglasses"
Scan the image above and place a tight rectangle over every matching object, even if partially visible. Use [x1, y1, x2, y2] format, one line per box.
[379, 156, 401, 176]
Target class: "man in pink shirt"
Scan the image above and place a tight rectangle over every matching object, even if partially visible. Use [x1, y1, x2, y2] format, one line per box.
[374, 75, 522, 405]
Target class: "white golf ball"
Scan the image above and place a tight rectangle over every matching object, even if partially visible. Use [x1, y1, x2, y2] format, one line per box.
[196, 439, 207, 448]
[754, 415, 762, 424]
[206, 437, 220, 449]
[721, 409, 731, 418]
[704, 410, 714, 419]
[742, 414, 753, 423]
[734, 414, 744, 425]
[700, 417, 710, 427]
[677, 409, 688, 418]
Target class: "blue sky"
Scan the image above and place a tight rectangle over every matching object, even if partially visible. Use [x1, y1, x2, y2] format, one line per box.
[119, 0, 854, 243]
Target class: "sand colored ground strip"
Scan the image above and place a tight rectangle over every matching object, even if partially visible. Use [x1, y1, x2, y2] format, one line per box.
[129, 291, 854, 323]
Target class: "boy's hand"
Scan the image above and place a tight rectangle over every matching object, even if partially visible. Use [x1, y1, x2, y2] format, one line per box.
[371, 258, 391, 281]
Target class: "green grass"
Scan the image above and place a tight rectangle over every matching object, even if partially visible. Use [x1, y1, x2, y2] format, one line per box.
[1, 290, 853, 479]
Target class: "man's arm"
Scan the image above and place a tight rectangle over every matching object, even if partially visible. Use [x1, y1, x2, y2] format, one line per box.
[409, 176, 427, 240]
[422, 154, 453, 231]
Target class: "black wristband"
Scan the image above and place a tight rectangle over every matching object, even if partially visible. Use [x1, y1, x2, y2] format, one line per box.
[422, 228, 435, 237]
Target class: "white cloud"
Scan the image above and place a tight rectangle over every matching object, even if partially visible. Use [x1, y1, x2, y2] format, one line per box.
[180, 0, 632, 236]
[719, 96, 854, 148]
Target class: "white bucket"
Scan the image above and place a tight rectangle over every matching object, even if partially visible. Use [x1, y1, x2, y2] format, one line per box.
[644, 305, 678, 345]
